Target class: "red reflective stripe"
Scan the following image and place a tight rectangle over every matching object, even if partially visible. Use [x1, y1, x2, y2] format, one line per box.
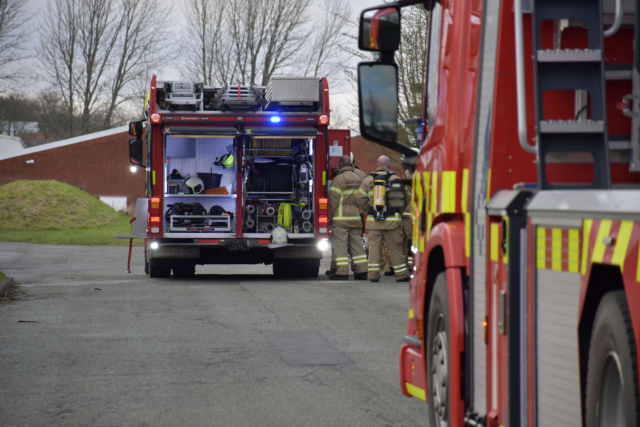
[198, 239, 221, 244]
[258, 240, 271, 245]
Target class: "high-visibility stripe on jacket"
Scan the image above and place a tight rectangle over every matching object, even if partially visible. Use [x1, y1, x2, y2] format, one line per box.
[329, 167, 364, 229]
[356, 167, 403, 231]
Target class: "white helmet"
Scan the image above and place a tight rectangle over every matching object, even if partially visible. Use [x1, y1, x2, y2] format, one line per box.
[271, 226, 288, 244]
[185, 177, 204, 194]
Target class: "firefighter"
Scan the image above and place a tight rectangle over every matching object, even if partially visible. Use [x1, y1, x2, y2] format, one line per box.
[402, 169, 413, 269]
[350, 152, 368, 182]
[357, 156, 410, 282]
[326, 153, 367, 276]
[328, 155, 368, 280]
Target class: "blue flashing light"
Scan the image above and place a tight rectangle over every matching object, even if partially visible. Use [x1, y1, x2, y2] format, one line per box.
[270, 116, 281, 123]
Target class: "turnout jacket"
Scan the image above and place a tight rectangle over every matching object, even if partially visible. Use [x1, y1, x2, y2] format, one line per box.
[356, 166, 402, 231]
[352, 166, 367, 183]
[328, 167, 364, 229]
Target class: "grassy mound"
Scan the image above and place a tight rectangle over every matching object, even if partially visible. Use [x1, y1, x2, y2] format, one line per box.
[0, 180, 137, 246]
[0, 180, 127, 231]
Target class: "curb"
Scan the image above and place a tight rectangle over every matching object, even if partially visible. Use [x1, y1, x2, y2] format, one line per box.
[0, 276, 15, 298]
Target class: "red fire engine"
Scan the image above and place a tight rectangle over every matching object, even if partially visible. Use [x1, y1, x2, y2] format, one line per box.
[121, 76, 351, 278]
[358, 0, 640, 426]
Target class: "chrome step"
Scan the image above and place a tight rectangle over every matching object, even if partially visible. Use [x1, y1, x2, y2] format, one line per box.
[539, 120, 605, 133]
[537, 49, 602, 63]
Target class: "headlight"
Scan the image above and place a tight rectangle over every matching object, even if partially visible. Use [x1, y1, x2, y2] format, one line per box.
[150, 242, 159, 250]
[317, 239, 329, 251]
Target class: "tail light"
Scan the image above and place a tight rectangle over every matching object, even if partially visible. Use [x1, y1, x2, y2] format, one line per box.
[319, 215, 328, 224]
[319, 197, 328, 210]
[150, 197, 160, 211]
[319, 115, 329, 125]
[150, 216, 161, 224]
[150, 113, 161, 124]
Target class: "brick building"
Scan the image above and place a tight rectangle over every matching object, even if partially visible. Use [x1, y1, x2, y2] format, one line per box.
[0, 127, 145, 211]
[349, 135, 405, 176]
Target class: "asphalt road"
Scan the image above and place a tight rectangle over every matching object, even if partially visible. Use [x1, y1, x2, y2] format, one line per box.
[0, 242, 427, 427]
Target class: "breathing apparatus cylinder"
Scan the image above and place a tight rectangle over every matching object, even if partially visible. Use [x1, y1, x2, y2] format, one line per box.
[372, 175, 388, 220]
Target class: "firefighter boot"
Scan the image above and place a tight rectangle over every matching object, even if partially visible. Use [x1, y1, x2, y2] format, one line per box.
[354, 273, 368, 280]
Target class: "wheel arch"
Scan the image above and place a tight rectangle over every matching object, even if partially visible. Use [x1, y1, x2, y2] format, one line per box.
[422, 220, 467, 423]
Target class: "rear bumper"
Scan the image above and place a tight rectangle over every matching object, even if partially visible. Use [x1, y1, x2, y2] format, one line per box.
[148, 238, 325, 264]
[399, 344, 427, 402]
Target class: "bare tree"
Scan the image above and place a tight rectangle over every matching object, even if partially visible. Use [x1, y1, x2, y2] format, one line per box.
[0, 93, 38, 136]
[183, 0, 233, 86]
[103, 0, 172, 128]
[38, 0, 78, 137]
[302, 0, 350, 79]
[0, 0, 31, 87]
[396, 5, 427, 146]
[39, 0, 174, 137]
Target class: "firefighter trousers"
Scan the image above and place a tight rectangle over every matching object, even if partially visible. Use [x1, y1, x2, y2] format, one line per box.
[367, 228, 409, 281]
[332, 227, 368, 276]
[402, 216, 414, 268]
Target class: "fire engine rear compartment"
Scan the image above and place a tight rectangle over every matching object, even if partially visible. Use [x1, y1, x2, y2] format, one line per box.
[162, 131, 317, 240]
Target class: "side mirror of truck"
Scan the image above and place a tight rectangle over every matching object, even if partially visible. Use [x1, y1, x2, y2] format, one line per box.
[358, 62, 399, 146]
[129, 138, 145, 168]
[359, 6, 400, 52]
[129, 121, 144, 137]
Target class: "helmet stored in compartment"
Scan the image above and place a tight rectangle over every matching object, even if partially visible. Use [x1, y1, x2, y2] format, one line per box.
[185, 177, 205, 194]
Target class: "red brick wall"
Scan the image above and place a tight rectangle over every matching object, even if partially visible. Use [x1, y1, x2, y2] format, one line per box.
[0, 131, 146, 208]
[350, 136, 405, 176]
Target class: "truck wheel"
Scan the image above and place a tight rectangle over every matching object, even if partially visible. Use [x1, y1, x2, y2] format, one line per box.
[149, 263, 171, 278]
[144, 260, 149, 275]
[173, 265, 196, 279]
[585, 291, 640, 427]
[426, 272, 450, 427]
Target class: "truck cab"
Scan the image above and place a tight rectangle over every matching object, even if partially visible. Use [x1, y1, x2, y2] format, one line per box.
[357, 1, 640, 426]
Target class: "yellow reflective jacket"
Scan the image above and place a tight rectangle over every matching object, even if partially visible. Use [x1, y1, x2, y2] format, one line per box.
[356, 166, 402, 231]
[329, 167, 364, 229]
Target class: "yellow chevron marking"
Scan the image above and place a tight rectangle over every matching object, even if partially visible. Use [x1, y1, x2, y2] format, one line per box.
[491, 223, 499, 262]
[568, 229, 580, 273]
[503, 217, 510, 265]
[408, 308, 415, 319]
[405, 383, 426, 401]
[581, 220, 593, 275]
[537, 227, 546, 269]
[592, 220, 612, 263]
[637, 239, 640, 282]
[441, 171, 456, 213]
[462, 168, 469, 213]
[612, 221, 634, 271]
[423, 172, 430, 212]
[486, 169, 492, 202]
[552, 228, 562, 271]
[465, 213, 471, 258]
[430, 171, 438, 214]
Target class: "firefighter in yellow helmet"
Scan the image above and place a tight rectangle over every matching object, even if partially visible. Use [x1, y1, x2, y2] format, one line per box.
[327, 155, 368, 280]
[357, 155, 410, 282]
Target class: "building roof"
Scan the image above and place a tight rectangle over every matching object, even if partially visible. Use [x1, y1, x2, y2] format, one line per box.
[0, 134, 25, 160]
[0, 125, 128, 161]
[350, 135, 405, 176]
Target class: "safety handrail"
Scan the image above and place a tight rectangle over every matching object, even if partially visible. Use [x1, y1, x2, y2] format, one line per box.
[604, 0, 623, 38]
[515, 0, 537, 154]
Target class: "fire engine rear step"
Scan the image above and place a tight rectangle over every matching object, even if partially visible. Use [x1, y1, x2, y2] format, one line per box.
[532, 0, 611, 189]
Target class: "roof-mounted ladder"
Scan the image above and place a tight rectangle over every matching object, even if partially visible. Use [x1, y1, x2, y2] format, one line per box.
[532, 0, 612, 189]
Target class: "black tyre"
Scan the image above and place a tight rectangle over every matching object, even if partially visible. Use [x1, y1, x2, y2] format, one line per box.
[144, 260, 149, 275]
[149, 263, 171, 278]
[426, 272, 450, 427]
[173, 265, 196, 279]
[273, 259, 320, 278]
[586, 291, 640, 427]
